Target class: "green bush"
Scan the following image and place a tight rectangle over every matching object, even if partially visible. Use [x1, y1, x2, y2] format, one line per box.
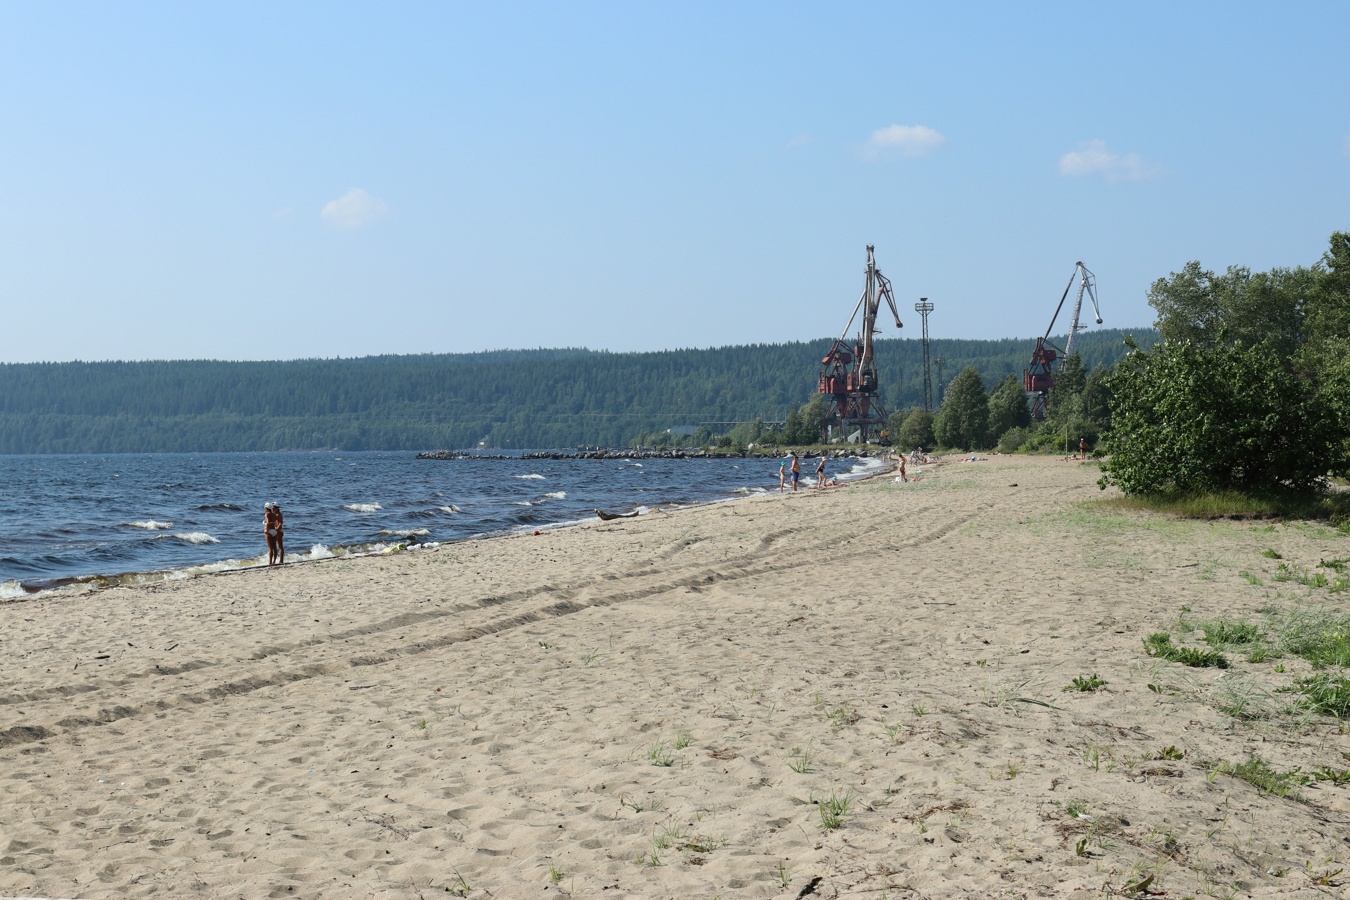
[1100, 337, 1344, 496]
[996, 426, 1031, 454]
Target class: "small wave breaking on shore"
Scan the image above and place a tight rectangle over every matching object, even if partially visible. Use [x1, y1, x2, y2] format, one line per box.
[124, 520, 174, 531]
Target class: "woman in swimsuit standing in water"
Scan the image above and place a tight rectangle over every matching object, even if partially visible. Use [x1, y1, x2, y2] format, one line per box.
[264, 502, 285, 566]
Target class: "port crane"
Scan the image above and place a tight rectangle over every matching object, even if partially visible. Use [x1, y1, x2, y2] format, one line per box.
[1024, 261, 1102, 421]
[818, 245, 904, 442]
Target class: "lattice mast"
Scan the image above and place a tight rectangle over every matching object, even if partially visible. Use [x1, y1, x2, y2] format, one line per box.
[818, 245, 904, 442]
[914, 298, 934, 412]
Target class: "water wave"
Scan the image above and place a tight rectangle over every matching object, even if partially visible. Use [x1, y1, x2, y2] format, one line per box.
[1, 580, 27, 601]
[124, 520, 174, 530]
[377, 528, 431, 538]
[155, 532, 220, 545]
[197, 503, 243, 511]
[541, 491, 566, 500]
[343, 503, 383, 513]
[514, 473, 546, 480]
[438, 505, 461, 514]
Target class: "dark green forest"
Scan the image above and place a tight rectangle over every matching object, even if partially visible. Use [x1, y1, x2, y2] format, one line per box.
[0, 329, 1150, 453]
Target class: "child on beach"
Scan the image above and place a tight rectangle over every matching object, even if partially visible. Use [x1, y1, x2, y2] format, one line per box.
[778, 460, 788, 493]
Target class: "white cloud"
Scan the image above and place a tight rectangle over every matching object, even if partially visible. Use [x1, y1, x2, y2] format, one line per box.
[863, 124, 947, 159]
[321, 188, 388, 228]
[1058, 140, 1159, 183]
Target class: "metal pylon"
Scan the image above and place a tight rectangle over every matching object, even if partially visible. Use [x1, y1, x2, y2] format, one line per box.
[914, 298, 934, 412]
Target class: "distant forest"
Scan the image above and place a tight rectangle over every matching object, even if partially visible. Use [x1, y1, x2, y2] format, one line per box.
[0, 329, 1153, 453]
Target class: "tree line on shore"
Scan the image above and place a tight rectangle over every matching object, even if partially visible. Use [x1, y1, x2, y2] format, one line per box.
[0, 331, 1141, 454]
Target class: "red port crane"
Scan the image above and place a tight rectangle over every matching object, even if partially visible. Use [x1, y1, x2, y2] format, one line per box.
[818, 245, 904, 442]
[1024, 261, 1102, 420]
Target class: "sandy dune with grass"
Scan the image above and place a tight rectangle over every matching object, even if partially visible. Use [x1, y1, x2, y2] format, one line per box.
[2, 455, 1349, 899]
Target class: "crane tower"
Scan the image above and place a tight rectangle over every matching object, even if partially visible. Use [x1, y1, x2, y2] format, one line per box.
[818, 246, 904, 442]
[1024, 261, 1102, 420]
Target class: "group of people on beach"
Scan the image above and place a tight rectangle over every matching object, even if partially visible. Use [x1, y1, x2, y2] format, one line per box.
[777, 451, 841, 492]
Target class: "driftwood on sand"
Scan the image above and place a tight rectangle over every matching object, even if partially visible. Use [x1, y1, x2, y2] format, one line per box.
[594, 508, 640, 521]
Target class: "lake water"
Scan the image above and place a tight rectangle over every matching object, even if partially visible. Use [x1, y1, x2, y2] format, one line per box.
[0, 451, 881, 599]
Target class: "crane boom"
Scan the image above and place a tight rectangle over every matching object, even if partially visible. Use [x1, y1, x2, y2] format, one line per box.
[1062, 262, 1102, 359]
[1024, 261, 1103, 421]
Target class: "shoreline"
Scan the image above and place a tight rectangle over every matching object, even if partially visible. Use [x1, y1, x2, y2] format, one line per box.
[2, 453, 895, 606]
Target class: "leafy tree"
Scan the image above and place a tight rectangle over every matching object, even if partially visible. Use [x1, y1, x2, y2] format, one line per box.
[1047, 353, 1086, 414]
[783, 407, 806, 445]
[1081, 364, 1114, 432]
[893, 408, 935, 452]
[1317, 336, 1350, 463]
[1148, 262, 1315, 360]
[802, 395, 829, 442]
[986, 374, 1031, 445]
[1306, 231, 1350, 350]
[933, 367, 989, 451]
[1100, 338, 1344, 496]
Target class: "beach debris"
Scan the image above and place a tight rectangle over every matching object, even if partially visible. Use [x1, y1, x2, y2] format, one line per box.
[595, 508, 639, 521]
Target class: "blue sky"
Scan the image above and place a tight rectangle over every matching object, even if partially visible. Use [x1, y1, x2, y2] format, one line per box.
[2, 2, 1347, 363]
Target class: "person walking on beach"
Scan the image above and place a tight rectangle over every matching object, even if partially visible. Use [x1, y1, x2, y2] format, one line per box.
[788, 452, 801, 492]
[264, 502, 285, 566]
[814, 455, 827, 489]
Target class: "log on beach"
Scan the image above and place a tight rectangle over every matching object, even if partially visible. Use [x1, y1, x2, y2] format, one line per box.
[2, 455, 1346, 898]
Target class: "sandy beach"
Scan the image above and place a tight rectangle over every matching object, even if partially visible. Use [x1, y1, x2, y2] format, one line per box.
[2, 455, 1348, 899]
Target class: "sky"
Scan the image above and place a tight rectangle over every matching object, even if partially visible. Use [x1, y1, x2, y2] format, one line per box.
[2, 2, 1347, 363]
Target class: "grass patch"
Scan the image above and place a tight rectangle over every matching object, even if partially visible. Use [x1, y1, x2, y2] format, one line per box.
[1269, 609, 1350, 667]
[1212, 675, 1276, 720]
[1289, 673, 1350, 719]
[1100, 489, 1350, 521]
[1144, 632, 1229, 668]
[1216, 754, 1309, 799]
[679, 833, 726, 853]
[1200, 618, 1260, 647]
[647, 743, 675, 767]
[826, 703, 860, 728]
[1063, 673, 1108, 692]
[787, 747, 815, 774]
[814, 790, 852, 830]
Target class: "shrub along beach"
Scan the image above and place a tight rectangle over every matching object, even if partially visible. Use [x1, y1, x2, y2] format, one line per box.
[2, 454, 1348, 898]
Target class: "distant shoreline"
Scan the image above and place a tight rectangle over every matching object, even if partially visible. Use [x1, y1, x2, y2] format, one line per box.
[416, 447, 889, 461]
